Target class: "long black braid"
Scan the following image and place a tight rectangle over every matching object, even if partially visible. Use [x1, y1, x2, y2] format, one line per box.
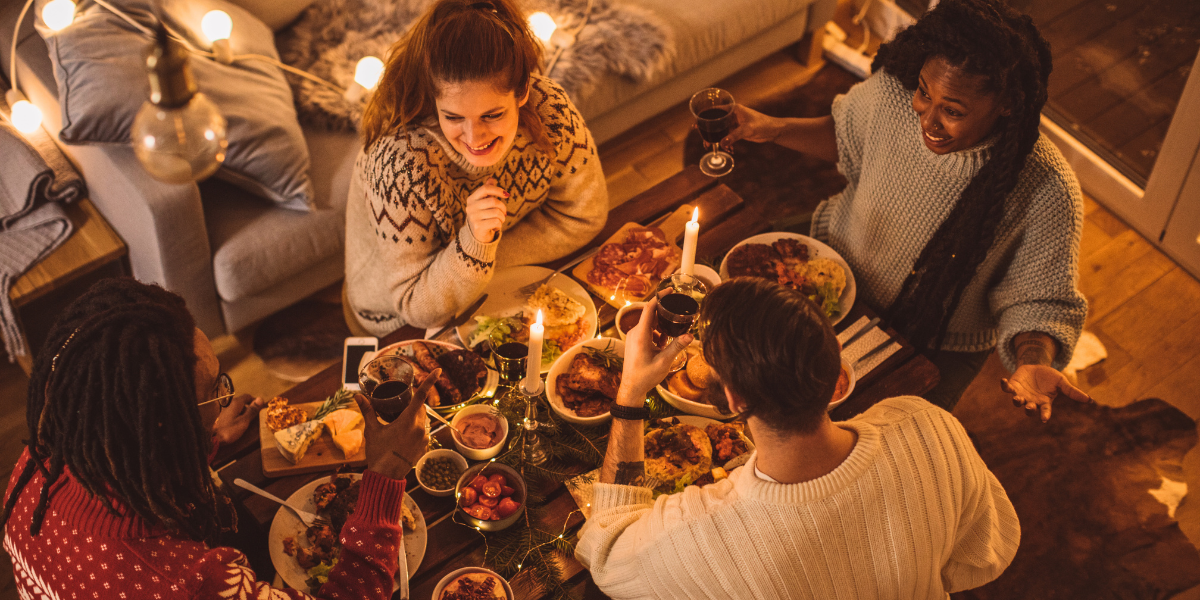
[871, 0, 1052, 352]
[1, 277, 231, 543]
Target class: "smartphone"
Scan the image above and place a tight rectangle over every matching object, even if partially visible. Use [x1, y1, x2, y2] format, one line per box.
[342, 336, 379, 391]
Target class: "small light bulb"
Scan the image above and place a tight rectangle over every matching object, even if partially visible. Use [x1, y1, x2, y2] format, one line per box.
[354, 56, 385, 90]
[41, 0, 76, 31]
[201, 10, 232, 42]
[527, 12, 556, 44]
[10, 100, 43, 134]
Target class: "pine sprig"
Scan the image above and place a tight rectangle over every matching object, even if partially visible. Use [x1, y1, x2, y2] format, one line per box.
[313, 388, 354, 420]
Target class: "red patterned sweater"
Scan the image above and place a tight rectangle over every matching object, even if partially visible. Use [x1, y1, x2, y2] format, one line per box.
[4, 449, 404, 600]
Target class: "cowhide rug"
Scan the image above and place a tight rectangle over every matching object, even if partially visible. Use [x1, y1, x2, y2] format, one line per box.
[953, 354, 1200, 598]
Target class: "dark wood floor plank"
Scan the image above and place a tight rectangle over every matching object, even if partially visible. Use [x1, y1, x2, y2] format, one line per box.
[1038, 0, 1145, 59]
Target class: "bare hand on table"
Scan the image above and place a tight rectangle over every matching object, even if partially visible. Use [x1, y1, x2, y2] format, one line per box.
[353, 369, 439, 481]
[1002, 365, 1092, 423]
[212, 394, 265, 445]
[465, 177, 509, 244]
[619, 297, 693, 405]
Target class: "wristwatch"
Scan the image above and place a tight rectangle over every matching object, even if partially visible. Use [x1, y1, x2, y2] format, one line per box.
[610, 404, 650, 421]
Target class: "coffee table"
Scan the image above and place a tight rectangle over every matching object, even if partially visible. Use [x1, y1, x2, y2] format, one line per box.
[216, 166, 939, 598]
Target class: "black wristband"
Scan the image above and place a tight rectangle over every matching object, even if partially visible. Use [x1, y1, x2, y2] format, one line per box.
[610, 404, 650, 421]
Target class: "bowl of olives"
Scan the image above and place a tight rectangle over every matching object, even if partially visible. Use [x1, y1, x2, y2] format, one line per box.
[415, 449, 468, 497]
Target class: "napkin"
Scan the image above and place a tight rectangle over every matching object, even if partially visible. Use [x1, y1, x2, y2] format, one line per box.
[837, 317, 901, 380]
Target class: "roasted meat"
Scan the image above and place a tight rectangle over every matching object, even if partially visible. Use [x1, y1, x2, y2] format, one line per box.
[412, 342, 461, 404]
[555, 352, 620, 417]
[705, 423, 749, 464]
[437, 349, 488, 399]
[725, 244, 781, 279]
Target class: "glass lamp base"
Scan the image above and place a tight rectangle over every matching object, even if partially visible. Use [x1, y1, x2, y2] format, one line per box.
[699, 151, 734, 177]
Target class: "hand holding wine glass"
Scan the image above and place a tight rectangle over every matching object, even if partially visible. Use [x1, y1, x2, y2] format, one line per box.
[721, 104, 782, 147]
[690, 88, 737, 177]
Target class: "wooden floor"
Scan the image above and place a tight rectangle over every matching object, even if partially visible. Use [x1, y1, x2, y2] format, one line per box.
[1, 43, 1200, 598]
[1007, 0, 1200, 184]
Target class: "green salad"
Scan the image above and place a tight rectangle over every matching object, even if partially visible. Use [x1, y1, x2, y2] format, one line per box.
[470, 314, 563, 365]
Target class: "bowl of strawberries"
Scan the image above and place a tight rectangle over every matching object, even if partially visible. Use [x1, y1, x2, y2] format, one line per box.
[454, 462, 526, 532]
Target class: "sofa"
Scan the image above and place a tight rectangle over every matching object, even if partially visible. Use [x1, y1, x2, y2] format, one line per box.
[1, 0, 833, 338]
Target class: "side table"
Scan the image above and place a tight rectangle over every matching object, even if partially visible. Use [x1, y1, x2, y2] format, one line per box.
[8, 199, 127, 373]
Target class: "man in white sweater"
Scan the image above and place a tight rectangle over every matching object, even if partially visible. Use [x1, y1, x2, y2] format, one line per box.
[575, 277, 1020, 599]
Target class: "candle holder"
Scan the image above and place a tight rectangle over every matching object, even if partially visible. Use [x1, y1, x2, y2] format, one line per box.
[509, 380, 550, 466]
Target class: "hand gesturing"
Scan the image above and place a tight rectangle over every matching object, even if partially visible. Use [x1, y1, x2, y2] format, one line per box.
[1002, 365, 1091, 423]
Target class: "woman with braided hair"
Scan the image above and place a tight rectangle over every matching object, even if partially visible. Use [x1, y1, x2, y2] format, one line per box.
[724, 0, 1091, 418]
[3, 277, 430, 599]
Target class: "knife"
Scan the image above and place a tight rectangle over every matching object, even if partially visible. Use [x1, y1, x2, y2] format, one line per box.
[853, 338, 897, 372]
[429, 293, 488, 343]
[840, 317, 881, 352]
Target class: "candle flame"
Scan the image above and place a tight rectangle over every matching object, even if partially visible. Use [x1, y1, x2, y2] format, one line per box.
[690, 207, 699, 223]
[535, 309, 543, 326]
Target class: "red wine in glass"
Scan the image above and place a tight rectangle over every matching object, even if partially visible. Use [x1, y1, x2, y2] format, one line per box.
[697, 107, 733, 144]
[364, 379, 411, 422]
[493, 341, 529, 383]
[655, 293, 700, 338]
[690, 88, 736, 177]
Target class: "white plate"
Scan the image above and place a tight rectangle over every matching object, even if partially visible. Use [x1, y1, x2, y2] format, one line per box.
[268, 474, 427, 593]
[369, 339, 499, 413]
[649, 415, 755, 472]
[457, 266, 598, 373]
[546, 338, 624, 425]
[718, 232, 857, 325]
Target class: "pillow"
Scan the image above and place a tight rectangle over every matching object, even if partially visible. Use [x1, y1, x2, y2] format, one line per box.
[225, 0, 319, 31]
[36, 0, 313, 211]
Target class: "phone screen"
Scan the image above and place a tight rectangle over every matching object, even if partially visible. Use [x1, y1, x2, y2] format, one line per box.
[344, 344, 376, 385]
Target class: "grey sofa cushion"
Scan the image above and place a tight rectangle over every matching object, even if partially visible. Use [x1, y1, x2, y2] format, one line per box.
[36, 0, 314, 211]
[203, 126, 358, 301]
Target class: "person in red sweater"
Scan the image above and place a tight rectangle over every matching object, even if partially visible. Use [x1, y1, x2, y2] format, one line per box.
[2, 277, 428, 599]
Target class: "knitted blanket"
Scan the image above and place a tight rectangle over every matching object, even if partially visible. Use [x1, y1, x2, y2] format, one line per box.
[0, 95, 86, 360]
[275, 0, 673, 132]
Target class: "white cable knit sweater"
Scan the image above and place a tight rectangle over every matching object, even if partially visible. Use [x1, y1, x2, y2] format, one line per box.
[344, 76, 607, 334]
[811, 72, 1087, 371]
[575, 397, 1020, 600]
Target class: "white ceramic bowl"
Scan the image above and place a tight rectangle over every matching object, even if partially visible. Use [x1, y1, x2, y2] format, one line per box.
[546, 338, 624, 425]
[828, 357, 857, 411]
[414, 449, 469, 497]
[432, 566, 514, 600]
[679, 265, 721, 290]
[449, 404, 508, 460]
[614, 302, 647, 340]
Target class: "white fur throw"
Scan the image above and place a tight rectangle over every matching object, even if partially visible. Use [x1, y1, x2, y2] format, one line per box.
[275, 0, 674, 132]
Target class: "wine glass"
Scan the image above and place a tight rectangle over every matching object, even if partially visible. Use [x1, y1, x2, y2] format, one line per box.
[358, 355, 415, 423]
[690, 88, 737, 177]
[649, 273, 708, 370]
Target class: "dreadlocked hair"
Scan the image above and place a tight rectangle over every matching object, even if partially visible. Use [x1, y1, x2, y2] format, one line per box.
[1, 277, 231, 543]
[871, 0, 1052, 352]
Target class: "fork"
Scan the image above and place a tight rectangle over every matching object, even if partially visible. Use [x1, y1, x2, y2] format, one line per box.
[518, 247, 601, 297]
[234, 478, 327, 528]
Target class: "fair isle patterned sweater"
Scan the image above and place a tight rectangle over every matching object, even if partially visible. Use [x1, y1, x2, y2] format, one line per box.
[576, 397, 1021, 599]
[812, 72, 1087, 371]
[345, 76, 607, 334]
[4, 449, 405, 600]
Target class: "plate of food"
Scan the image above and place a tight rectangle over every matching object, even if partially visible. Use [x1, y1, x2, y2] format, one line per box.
[573, 205, 693, 308]
[546, 338, 624, 425]
[655, 342, 733, 420]
[260, 391, 369, 477]
[372, 339, 498, 413]
[644, 416, 754, 494]
[270, 472, 426, 594]
[719, 232, 856, 325]
[458, 266, 597, 373]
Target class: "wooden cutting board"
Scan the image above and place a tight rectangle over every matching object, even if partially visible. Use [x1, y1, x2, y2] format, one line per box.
[259, 402, 367, 478]
[573, 204, 695, 308]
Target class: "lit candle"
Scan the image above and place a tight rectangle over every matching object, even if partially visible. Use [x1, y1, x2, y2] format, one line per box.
[524, 309, 544, 393]
[680, 207, 699, 277]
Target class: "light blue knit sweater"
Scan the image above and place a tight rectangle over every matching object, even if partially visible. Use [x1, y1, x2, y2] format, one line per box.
[812, 72, 1087, 372]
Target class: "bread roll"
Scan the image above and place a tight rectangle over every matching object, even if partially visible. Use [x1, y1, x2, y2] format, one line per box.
[668, 370, 704, 401]
[685, 353, 712, 389]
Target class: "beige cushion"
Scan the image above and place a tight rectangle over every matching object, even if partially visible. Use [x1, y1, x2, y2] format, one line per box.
[225, 0, 318, 30]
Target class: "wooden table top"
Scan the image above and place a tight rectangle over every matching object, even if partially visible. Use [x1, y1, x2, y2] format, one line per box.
[218, 166, 940, 598]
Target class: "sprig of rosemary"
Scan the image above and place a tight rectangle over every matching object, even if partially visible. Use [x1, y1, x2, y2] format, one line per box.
[581, 341, 623, 371]
[313, 388, 354, 420]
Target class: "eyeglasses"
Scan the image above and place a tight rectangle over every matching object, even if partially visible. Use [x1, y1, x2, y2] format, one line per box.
[198, 373, 235, 409]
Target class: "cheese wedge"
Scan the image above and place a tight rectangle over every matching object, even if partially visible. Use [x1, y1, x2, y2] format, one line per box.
[322, 409, 363, 437]
[331, 429, 364, 458]
[274, 420, 324, 464]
